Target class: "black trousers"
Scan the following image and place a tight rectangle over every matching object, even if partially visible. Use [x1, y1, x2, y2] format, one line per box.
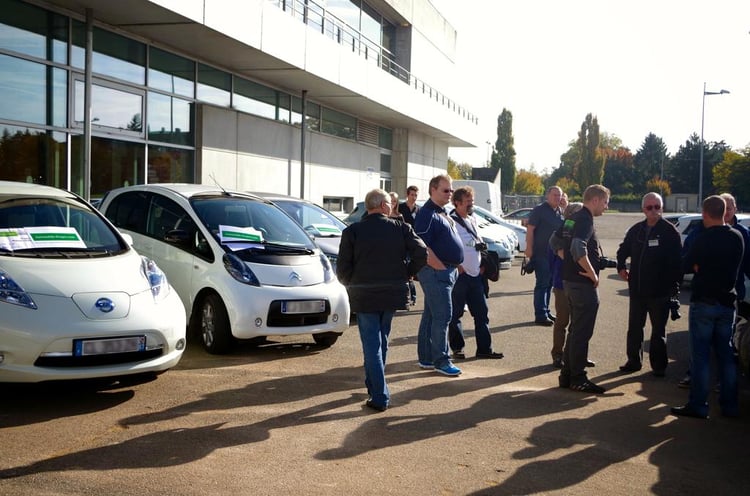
[626, 295, 670, 372]
[561, 281, 599, 384]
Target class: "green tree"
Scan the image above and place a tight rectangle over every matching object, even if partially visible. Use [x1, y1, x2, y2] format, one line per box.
[572, 113, 605, 187]
[491, 108, 516, 194]
[602, 146, 635, 195]
[713, 147, 750, 203]
[633, 133, 669, 194]
[555, 177, 580, 197]
[665, 134, 729, 195]
[447, 157, 472, 180]
[514, 168, 544, 194]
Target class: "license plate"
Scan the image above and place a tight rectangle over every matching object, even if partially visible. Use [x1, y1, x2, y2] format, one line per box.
[281, 300, 325, 314]
[73, 336, 147, 356]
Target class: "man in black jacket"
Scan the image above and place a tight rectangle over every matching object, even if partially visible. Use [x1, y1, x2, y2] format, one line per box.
[616, 192, 682, 376]
[337, 189, 427, 412]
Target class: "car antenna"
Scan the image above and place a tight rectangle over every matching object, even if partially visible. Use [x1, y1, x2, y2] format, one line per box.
[209, 173, 229, 196]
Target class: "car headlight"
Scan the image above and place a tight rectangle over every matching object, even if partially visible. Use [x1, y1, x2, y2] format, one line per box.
[0, 269, 37, 309]
[141, 256, 170, 301]
[320, 253, 335, 283]
[223, 253, 260, 286]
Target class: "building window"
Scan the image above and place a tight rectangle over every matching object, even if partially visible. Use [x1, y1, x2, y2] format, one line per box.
[291, 97, 320, 131]
[148, 47, 195, 98]
[234, 77, 277, 119]
[380, 152, 391, 173]
[378, 126, 392, 150]
[323, 196, 353, 215]
[0, 125, 67, 187]
[0, 0, 68, 63]
[147, 92, 194, 145]
[0, 55, 66, 127]
[197, 63, 230, 107]
[321, 107, 356, 140]
[148, 145, 194, 184]
[71, 135, 144, 198]
[72, 26, 146, 85]
[73, 79, 144, 134]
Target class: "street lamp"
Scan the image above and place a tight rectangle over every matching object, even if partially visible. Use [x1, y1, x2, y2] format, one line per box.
[485, 140, 492, 166]
[698, 82, 729, 202]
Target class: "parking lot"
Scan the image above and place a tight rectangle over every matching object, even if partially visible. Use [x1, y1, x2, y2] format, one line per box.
[1, 212, 748, 496]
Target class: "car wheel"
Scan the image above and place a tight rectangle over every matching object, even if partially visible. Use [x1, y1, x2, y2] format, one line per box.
[196, 293, 233, 354]
[312, 332, 340, 347]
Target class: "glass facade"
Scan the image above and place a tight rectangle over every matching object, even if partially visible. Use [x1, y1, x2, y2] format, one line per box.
[0, 0, 392, 198]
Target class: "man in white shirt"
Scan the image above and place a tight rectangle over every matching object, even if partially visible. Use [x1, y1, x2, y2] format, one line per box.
[448, 186, 504, 360]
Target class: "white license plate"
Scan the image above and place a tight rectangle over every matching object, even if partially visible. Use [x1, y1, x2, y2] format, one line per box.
[73, 336, 146, 356]
[281, 300, 325, 314]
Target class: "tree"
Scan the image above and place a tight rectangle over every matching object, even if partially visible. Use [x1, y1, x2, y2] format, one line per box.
[572, 113, 605, 187]
[555, 177, 580, 197]
[666, 134, 729, 195]
[713, 147, 750, 203]
[447, 157, 472, 180]
[633, 133, 669, 194]
[491, 108, 516, 194]
[646, 178, 671, 197]
[602, 146, 635, 195]
[514, 168, 544, 195]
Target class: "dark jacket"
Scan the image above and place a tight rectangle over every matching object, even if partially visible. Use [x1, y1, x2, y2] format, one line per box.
[337, 213, 427, 313]
[616, 217, 682, 298]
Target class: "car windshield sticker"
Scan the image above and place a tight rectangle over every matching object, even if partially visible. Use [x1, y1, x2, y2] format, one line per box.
[0, 227, 86, 250]
[311, 224, 341, 235]
[218, 225, 265, 250]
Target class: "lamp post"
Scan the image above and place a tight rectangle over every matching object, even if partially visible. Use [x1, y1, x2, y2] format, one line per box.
[698, 82, 729, 203]
[485, 140, 492, 166]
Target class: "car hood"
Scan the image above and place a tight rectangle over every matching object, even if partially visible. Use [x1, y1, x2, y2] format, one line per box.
[1, 251, 150, 298]
[314, 236, 341, 256]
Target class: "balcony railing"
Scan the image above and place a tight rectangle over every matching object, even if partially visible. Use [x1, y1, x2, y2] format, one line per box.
[271, 0, 478, 126]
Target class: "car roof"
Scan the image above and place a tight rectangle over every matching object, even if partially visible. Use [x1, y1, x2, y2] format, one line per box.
[0, 180, 78, 199]
[251, 192, 315, 204]
[107, 183, 266, 202]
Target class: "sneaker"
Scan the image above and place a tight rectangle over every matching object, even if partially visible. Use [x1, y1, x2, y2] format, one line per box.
[434, 363, 462, 376]
[418, 362, 434, 370]
[678, 375, 691, 388]
[552, 358, 563, 369]
[476, 351, 504, 359]
[569, 380, 606, 394]
[365, 399, 388, 412]
[452, 350, 466, 360]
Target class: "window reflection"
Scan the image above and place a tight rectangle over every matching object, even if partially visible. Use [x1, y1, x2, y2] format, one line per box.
[0, 0, 67, 63]
[234, 77, 277, 120]
[71, 135, 144, 198]
[147, 93, 194, 145]
[197, 63, 230, 106]
[0, 54, 45, 124]
[0, 125, 67, 187]
[74, 81, 143, 132]
[148, 145, 194, 184]
[149, 47, 195, 98]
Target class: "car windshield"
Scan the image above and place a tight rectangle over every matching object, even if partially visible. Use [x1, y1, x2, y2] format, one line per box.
[191, 196, 316, 250]
[0, 196, 124, 256]
[273, 199, 345, 237]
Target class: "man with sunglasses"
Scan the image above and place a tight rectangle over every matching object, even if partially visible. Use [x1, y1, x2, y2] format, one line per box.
[616, 192, 682, 377]
[414, 174, 464, 376]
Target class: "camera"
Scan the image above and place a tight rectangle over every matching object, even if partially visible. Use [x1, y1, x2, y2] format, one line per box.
[475, 242, 488, 252]
[669, 298, 681, 321]
[598, 257, 617, 270]
[521, 257, 535, 275]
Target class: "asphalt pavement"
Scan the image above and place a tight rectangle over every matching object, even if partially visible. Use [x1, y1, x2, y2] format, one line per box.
[1, 212, 748, 496]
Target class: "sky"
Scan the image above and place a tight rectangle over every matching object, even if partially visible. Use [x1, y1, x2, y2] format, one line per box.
[429, 0, 750, 174]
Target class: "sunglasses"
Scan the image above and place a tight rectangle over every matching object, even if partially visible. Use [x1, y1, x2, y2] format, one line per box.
[442, 188, 454, 193]
[644, 205, 662, 211]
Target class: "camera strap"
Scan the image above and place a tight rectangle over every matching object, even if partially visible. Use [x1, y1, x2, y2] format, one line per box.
[450, 212, 482, 243]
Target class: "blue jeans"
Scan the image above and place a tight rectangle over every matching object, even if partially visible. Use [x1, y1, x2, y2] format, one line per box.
[533, 256, 553, 320]
[417, 265, 458, 368]
[449, 273, 492, 354]
[356, 311, 395, 408]
[408, 279, 417, 305]
[687, 302, 738, 417]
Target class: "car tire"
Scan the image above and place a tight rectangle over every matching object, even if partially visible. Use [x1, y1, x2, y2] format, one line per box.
[194, 293, 233, 354]
[312, 332, 340, 347]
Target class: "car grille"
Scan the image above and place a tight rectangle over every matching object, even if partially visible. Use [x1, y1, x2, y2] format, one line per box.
[34, 348, 163, 367]
[267, 300, 331, 327]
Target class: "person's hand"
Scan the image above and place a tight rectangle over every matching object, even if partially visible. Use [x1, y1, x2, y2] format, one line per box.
[580, 270, 599, 287]
[618, 268, 629, 281]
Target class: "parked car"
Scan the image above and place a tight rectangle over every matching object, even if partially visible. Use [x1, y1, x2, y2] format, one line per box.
[444, 204, 517, 270]
[99, 184, 350, 354]
[503, 207, 533, 226]
[0, 181, 186, 383]
[473, 205, 527, 253]
[253, 193, 346, 272]
[342, 201, 366, 225]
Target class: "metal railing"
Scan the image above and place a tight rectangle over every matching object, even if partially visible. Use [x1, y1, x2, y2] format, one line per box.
[271, 0, 478, 125]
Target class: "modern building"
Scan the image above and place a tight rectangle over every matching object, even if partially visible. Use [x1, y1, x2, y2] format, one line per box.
[0, 0, 479, 214]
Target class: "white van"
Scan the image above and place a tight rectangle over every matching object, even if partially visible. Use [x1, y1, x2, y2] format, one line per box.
[452, 180, 503, 217]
